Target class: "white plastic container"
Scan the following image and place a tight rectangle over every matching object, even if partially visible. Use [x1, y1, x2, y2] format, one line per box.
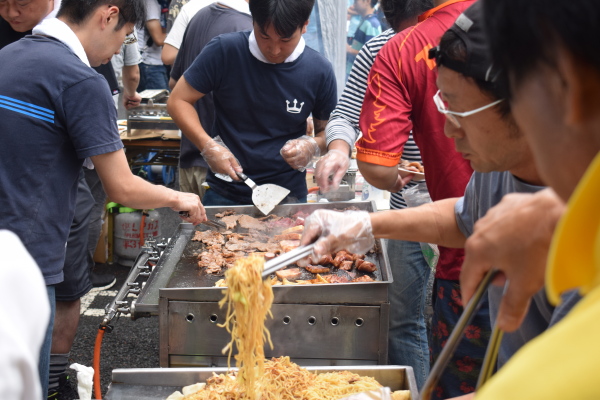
[113, 210, 161, 266]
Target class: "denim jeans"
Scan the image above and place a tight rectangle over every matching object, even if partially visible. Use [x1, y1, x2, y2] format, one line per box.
[39, 285, 56, 399]
[203, 188, 307, 206]
[386, 238, 431, 389]
[137, 63, 169, 92]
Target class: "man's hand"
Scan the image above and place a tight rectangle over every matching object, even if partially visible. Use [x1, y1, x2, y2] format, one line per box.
[123, 92, 142, 109]
[299, 209, 375, 265]
[460, 188, 565, 332]
[201, 137, 243, 181]
[314, 149, 350, 193]
[389, 168, 415, 193]
[172, 192, 206, 225]
[280, 135, 320, 172]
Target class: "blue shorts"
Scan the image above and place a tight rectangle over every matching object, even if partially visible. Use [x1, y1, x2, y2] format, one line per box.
[54, 170, 94, 302]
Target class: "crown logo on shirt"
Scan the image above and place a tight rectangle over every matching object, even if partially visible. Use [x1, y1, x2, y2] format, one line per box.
[286, 99, 304, 114]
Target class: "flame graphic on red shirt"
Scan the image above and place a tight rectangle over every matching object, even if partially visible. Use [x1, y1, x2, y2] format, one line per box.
[361, 72, 386, 144]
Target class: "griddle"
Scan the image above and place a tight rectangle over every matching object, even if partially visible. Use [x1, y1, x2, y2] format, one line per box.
[132, 201, 392, 317]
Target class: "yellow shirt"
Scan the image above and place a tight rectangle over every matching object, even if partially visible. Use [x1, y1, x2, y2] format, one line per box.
[475, 152, 600, 399]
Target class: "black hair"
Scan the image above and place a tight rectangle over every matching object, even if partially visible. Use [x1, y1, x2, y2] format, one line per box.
[249, 0, 315, 38]
[370, 0, 379, 8]
[57, 0, 146, 30]
[483, 0, 600, 99]
[438, 29, 511, 117]
[379, 0, 432, 32]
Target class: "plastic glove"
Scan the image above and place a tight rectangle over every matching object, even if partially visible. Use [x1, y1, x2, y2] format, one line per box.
[200, 136, 242, 181]
[314, 149, 351, 193]
[280, 135, 321, 172]
[298, 209, 375, 266]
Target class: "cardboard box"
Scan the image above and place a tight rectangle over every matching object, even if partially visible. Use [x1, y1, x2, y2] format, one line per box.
[93, 218, 109, 264]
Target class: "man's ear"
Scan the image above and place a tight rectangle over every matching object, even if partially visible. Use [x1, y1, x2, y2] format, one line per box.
[101, 4, 120, 30]
[557, 44, 600, 127]
[301, 20, 308, 35]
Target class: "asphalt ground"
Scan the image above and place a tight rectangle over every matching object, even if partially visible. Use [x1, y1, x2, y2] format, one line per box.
[69, 206, 181, 398]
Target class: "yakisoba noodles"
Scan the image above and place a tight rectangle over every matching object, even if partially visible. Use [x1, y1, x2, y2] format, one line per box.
[218, 254, 274, 399]
[168, 254, 389, 400]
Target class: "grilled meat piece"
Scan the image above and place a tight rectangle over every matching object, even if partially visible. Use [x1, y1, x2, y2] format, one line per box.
[265, 217, 295, 230]
[224, 242, 252, 252]
[323, 274, 351, 284]
[253, 242, 281, 253]
[357, 261, 376, 273]
[275, 268, 302, 281]
[227, 232, 247, 241]
[354, 259, 365, 268]
[264, 252, 277, 260]
[339, 260, 353, 271]
[332, 251, 352, 267]
[309, 253, 333, 265]
[192, 230, 225, 246]
[257, 214, 281, 222]
[273, 232, 302, 241]
[352, 253, 365, 261]
[238, 215, 267, 231]
[215, 210, 236, 218]
[304, 265, 330, 274]
[352, 275, 375, 283]
[197, 250, 225, 274]
[279, 240, 300, 253]
[220, 214, 242, 230]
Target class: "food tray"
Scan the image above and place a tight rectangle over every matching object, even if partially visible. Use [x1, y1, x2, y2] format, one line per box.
[104, 365, 417, 400]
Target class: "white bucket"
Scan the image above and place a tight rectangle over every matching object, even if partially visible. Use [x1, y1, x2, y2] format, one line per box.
[113, 210, 161, 266]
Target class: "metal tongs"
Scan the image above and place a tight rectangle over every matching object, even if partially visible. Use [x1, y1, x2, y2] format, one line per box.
[262, 243, 315, 279]
[178, 211, 227, 230]
[201, 218, 227, 230]
[420, 269, 503, 400]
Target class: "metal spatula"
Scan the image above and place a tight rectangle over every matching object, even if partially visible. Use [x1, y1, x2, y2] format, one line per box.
[236, 171, 290, 215]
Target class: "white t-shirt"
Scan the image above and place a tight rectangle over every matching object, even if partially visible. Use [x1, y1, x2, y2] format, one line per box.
[163, 0, 213, 50]
[0, 230, 50, 400]
[138, 0, 164, 65]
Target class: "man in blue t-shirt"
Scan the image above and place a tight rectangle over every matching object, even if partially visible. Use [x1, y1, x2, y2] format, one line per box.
[170, 0, 253, 200]
[0, 0, 206, 396]
[168, 0, 337, 207]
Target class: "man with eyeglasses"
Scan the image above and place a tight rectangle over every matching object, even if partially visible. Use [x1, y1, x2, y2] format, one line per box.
[300, 3, 577, 398]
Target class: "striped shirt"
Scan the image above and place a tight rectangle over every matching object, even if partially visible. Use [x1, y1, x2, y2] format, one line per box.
[326, 28, 423, 209]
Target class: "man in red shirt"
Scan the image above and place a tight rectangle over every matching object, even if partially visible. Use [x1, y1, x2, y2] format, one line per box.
[357, 1, 483, 398]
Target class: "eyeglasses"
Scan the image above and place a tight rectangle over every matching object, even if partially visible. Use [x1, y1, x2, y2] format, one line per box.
[123, 32, 137, 45]
[433, 89, 504, 128]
